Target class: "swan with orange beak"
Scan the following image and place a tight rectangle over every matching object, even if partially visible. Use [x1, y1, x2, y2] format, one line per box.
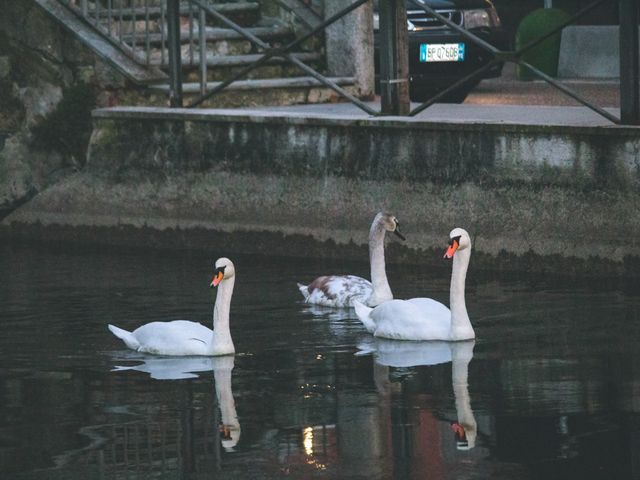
[108, 257, 236, 356]
[353, 228, 474, 341]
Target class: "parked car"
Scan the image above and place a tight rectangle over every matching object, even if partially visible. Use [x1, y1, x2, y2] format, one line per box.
[374, 0, 508, 103]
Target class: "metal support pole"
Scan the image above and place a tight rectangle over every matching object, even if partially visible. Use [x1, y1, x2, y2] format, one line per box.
[379, 0, 409, 115]
[167, 0, 183, 108]
[619, 0, 639, 125]
[199, 8, 207, 97]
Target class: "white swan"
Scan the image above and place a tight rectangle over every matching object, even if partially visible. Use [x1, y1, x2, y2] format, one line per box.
[353, 227, 474, 341]
[297, 212, 405, 308]
[108, 257, 236, 356]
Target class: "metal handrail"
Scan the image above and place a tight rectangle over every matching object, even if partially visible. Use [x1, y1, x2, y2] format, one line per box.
[60, 0, 374, 112]
[60, 0, 159, 65]
[55, 1, 638, 124]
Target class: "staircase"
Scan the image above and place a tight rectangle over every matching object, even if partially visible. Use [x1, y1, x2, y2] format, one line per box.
[34, 0, 358, 108]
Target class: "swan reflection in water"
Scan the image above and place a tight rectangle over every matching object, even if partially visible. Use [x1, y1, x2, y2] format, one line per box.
[358, 338, 476, 450]
[111, 353, 241, 451]
[301, 304, 367, 338]
[303, 304, 359, 321]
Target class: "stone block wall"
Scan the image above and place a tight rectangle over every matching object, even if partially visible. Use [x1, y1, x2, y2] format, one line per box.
[4, 107, 640, 278]
[0, 0, 142, 218]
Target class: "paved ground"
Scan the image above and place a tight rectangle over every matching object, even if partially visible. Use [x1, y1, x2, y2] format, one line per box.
[235, 102, 619, 127]
[466, 62, 620, 108]
[240, 63, 626, 128]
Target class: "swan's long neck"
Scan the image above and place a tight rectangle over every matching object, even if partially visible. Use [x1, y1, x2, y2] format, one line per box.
[211, 277, 235, 354]
[452, 342, 476, 448]
[369, 222, 392, 304]
[214, 363, 240, 430]
[213, 356, 240, 450]
[449, 248, 474, 340]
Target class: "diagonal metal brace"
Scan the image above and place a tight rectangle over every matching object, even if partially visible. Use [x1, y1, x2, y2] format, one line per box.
[406, 0, 500, 55]
[189, 0, 376, 114]
[517, 60, 620, 124]
[514, 0, 608, 60]
[407, 0, 620, 124]
[410, 60, 501, 116]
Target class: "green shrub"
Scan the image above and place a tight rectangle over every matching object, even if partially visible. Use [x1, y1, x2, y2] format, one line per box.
[515, 8, 572, 80]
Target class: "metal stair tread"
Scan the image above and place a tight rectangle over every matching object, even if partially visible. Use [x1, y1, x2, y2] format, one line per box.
[148, 76, 356, 92]
[89, 1, 259, 19]
[152, 51, 322, 68]
[124, 24, 292, 45]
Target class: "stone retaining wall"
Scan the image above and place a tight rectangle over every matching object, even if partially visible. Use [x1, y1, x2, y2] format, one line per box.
[2, 107, 640, 277]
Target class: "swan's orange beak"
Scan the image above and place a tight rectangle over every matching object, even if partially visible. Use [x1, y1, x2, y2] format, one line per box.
[210, 271, 224, 288]
[220, 424, 232, 440]
[444, 238, 459, 259]
[451, 422, 466, 440]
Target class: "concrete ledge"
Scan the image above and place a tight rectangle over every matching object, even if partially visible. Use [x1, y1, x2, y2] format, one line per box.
[86, 106, 640, 187]
[558, 26, 620, 79]
[3, 105, 640, 276]
[92, 104, 628, 129]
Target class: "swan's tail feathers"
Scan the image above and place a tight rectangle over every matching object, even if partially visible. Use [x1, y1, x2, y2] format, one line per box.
[297, 283, 310, 301]
[108, 324, 140, 351]
[353, 300, 376, 334]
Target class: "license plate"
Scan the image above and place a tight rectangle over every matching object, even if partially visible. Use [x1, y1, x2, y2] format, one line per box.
[419, 43, 465, 62]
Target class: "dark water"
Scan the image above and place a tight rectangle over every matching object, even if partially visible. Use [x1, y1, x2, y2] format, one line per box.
[1, 242, 640, 480]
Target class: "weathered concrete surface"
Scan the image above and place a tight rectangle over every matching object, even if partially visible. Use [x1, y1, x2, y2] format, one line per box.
[0, 0, 367, 218]
[2, 105, 640, 277]
[558, 26, 620, 79]
[325, 0, 374, 98]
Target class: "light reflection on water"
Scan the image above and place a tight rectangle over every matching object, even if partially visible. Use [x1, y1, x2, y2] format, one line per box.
[1, 242, 640, 479]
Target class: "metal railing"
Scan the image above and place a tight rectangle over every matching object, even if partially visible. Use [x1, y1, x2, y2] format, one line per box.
[168, 0, 638, 124]
[402, 0, 639, 125]
[59, 0, 639, 124]
[60, 0, 163, 66]
[59, 0, 372, 110]
[163, 0, 375, 111]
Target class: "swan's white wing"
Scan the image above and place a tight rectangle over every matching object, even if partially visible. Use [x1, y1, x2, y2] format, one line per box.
[132, 320, 213, 356]
[304, 275, 373, 308]
[370, 298, 452, 341]
[407, 297, 450, 317]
